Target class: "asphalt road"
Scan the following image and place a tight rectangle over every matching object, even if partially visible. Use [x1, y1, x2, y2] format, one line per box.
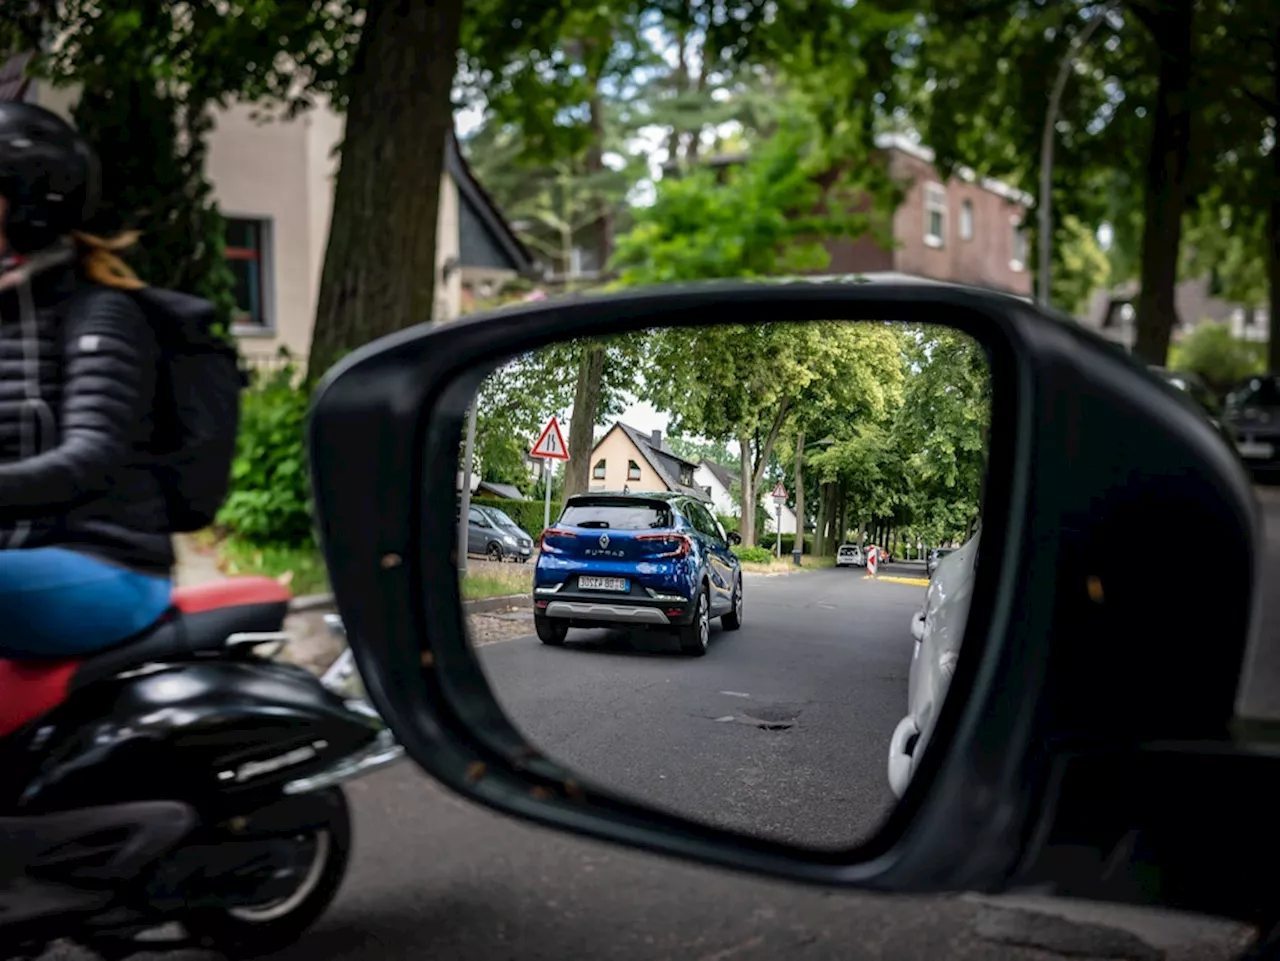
[33, 561, 1256, 961]
[475, 564, 923, 850]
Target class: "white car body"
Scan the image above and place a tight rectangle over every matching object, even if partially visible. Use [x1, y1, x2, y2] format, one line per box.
[836, 544, 866, 567]
[888, 529, 979, 798]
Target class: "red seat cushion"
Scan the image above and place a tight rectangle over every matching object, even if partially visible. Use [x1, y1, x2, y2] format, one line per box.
[0, 659, 79, 739]
[171, 576, 292, 615]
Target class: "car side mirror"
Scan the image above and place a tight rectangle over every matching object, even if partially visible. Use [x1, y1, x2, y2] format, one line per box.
[309, 281, 1258, 909]
[727, 531, 742, 546]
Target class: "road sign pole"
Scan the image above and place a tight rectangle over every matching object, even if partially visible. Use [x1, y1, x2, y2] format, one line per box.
[543, 458, 552, 532]
[776, 501, 782, 558]
[531, 415, 570, 538]
[458, 403, 479, 577]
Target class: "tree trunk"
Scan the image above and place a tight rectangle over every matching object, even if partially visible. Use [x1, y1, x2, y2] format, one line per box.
[1131, 0, 1194, 366]
[561, 345, 606, 499]
[560, 60, 614, 499]
[738, 431, 756, 547]
[825, 485, 839, 555]
[307, 0, 463, 379]
[793, 431, 805, 556]
[814, 481, 828, 556]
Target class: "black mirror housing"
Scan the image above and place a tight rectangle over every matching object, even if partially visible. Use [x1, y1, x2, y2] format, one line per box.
[308, 281, 1259, 915]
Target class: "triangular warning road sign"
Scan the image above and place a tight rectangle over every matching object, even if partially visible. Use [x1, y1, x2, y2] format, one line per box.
[770, 482, 788, 500]
[531, 416, 570, 460]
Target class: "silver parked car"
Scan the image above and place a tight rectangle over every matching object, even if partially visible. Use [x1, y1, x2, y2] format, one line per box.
[888, 529, 979, 798]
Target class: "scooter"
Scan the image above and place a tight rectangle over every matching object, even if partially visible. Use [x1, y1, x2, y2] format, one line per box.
[0, 576, 402, 959]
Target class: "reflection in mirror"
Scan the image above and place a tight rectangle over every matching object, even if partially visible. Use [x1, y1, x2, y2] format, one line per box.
[454, 320, 991, 851]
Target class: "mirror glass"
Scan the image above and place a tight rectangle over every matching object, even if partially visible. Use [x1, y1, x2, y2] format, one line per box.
[453, 319, 991, 851]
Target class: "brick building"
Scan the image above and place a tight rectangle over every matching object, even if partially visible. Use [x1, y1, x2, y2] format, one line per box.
[667, 132, 1035, 296]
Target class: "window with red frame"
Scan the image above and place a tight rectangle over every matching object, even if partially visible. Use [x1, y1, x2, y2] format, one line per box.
[226, 218, 270, 328]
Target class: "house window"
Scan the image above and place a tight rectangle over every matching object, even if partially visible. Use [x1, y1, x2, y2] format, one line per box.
[592, 459, 607, 480]
[1010, 216, 1028, 271]
[627, 459, 641, 481]
[226, 217, 272, 331]
[680, 466, 694, 486]
[924, 183, 947, 247]
[959, 199, 974, 241]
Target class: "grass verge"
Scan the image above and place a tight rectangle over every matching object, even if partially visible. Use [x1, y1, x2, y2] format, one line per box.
[461, 561, 534, 600]
[739, 554, 838, 574]
[217, 536, 332, 596]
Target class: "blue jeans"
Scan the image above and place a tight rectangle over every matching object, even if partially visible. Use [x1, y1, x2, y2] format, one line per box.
[0, 548, 172, 659]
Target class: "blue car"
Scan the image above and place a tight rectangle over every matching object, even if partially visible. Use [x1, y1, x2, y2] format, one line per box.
[533, 492, 744, 656]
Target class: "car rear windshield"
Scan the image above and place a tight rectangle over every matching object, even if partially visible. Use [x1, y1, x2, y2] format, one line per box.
[559, 500, 673, 530]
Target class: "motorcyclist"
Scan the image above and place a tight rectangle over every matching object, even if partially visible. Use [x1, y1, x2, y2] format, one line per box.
[0, 102, 172, 659]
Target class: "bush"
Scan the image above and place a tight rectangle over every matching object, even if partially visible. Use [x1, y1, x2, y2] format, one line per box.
[216, 367, 314, 546]
[469, 496, 562, 538]
[758, 533, 815, 554]
[1169, 322, 1267, 396]
[733, 545, 775, 564]
[716, 512, 739, 533]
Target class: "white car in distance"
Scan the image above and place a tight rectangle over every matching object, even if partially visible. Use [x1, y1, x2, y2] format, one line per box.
[836, 544, 866, 568]
[888, 528, 980, 798]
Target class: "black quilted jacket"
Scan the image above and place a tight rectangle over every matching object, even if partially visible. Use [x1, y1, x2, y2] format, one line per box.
[0, 245, 173, 575]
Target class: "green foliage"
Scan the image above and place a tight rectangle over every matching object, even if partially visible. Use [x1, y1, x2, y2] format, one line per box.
[469, 496, 562, 538]
[1182, 187, 1268, 308]
[611, 115, 897, 284]
[664, 433, 737, 469]
[73, 78, 237, 329]
[732, 545, 774, 564]
[715, 512, 739, 534]
[1168, 323, 1267, 396]
[759, 533, 814, 554]
[216, 368, 314, 547]
[1053, 215, 1111, 319]
[9, 1, 363, 115]
[219, 537, 330, 597]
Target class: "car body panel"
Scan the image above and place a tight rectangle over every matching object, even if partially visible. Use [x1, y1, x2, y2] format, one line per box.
[889, 530, 979, 798]
[1224, 374, 1280, 471]
[464, 506, 534, 560]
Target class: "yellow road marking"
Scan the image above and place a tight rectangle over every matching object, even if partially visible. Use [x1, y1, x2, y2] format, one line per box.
[864, 574, 930, 586]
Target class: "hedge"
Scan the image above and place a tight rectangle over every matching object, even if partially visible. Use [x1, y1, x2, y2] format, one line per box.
[758, 533, 816, 554]
[468, 496, 563, 537]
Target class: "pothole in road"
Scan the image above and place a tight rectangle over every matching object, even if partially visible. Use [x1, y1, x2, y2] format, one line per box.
[712, 704, 801, 731]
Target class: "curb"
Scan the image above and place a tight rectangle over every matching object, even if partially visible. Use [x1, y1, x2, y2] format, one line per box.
[465, 593, 531, 614]
[287, 592, 530, 615]
[289, 593, 337, 614]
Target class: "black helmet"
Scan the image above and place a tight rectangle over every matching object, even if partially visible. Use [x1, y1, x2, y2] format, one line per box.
[0, 101, 99, 254]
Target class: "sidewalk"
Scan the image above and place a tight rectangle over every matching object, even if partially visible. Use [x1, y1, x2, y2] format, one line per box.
[174, 534, 345, 675]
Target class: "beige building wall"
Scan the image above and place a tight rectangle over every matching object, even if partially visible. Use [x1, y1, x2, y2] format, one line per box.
[29, 82, 466, 363]
[208, 100, 465, 362]
[588, 429, 666, 493]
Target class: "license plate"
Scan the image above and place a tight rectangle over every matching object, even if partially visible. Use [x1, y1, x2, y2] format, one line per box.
[1237, 440, 1274, 459]
[579, 576, 628, 592]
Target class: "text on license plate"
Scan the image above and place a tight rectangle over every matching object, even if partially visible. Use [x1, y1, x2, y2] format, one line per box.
[1237, 441, 1274, 459]
[579, 576, 628, 592]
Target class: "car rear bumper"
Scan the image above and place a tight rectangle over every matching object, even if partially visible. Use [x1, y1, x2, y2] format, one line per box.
[544, 600, 674, 625]
[536, 590, 696, 627]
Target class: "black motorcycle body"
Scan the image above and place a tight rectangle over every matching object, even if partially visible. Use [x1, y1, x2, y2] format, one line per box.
[0, 576, 400, 957]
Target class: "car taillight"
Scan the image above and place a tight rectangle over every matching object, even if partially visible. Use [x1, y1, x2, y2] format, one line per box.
[637, 532, 692, 558]
[539, 528, 577, 552]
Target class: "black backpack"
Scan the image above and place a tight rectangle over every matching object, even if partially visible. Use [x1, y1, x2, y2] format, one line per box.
[125, 287, 245, 532]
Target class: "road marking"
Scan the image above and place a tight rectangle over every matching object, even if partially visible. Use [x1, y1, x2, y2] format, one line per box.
[720, 691, 751, 698]
[866, 575, 930, 587]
